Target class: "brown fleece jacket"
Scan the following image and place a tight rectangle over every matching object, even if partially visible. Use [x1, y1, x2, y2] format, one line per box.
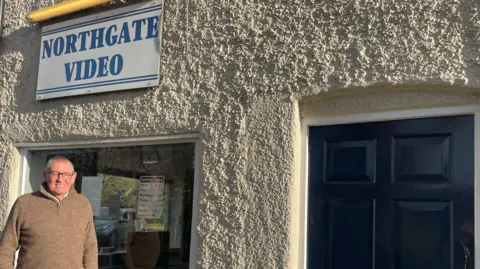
[0, 183, 98, 269]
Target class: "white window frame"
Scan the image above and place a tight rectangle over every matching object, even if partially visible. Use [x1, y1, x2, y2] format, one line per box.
[13, 133, 202, 269]
[0, 0, 4, 40]
[299, 104, 480, 269]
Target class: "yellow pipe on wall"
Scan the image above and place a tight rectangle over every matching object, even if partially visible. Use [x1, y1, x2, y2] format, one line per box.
[27, 0, 111, 22]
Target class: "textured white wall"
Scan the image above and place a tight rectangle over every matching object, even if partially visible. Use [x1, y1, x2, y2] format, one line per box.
[2, 0, 480, 268]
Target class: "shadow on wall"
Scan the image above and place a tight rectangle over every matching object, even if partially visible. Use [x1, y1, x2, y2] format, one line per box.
[0, 24, 156, 114]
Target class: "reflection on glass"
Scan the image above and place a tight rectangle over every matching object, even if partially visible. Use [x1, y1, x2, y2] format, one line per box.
[26, 144, 195, 269]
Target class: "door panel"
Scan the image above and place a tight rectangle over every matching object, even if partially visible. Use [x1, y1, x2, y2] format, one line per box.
[325, 140, 376, 183]
[326, 199, 374, 269]
[307, 115, 474, 269]
[394, 201, 451, 269]
[393, 135, 451, 182]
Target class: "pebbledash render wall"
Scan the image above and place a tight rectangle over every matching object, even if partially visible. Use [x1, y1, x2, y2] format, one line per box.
[2, 0, 480, 268]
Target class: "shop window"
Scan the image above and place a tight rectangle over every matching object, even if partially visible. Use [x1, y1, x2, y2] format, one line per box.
[24, 143, 195, 269]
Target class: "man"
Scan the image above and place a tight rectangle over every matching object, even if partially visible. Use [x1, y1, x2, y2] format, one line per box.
[0, 156, 98, 269]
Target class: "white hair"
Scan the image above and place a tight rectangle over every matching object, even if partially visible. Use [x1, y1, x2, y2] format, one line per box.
[45, 156, 75, 172]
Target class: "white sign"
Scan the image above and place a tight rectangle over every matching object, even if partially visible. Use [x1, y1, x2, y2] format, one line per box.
[81, 176, 103, 216]
[137, 176, 165, 219]
[36, 1, 163, 100]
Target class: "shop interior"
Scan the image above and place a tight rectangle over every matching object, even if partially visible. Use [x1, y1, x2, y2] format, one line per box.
[23, 143, 195, 269]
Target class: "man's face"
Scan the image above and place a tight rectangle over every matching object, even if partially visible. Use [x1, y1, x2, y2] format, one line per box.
[43, 160, 76, 198]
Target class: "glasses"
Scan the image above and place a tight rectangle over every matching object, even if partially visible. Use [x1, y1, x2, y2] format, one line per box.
[48, 171, 75, 179]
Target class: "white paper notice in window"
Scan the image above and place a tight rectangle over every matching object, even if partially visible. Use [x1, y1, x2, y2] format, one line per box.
[137, 176, 165, 219]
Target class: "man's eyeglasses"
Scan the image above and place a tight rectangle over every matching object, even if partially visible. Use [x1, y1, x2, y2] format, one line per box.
[48, 171, 75, 179]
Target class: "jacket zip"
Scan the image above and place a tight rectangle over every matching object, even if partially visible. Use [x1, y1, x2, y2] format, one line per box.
[43, 191, 62, 213]
[39, 184, 70, 214]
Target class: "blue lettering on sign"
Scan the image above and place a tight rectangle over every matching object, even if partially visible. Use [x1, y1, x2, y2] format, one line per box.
[53, 37, 65, 56]
[109, 54, 124, 76]
[131, 19, 146, 41]
[39, 13, 161, 83]
[105, 25, 118, 46]
[41, 15, 159, 59]
[65, 34, 78, 54]
[97, 56, 109, 78]
[78, 31, 90, 52]
[89, 28, 105, 50]
[146, 16, 159, 39]
[83, 59, 97, 80]
[64, 54, 124, 82]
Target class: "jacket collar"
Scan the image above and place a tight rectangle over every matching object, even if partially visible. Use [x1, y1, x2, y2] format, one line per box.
[40, 182, 75, 203]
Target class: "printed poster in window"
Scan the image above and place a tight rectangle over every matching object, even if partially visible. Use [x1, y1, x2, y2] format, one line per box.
[137, 176, 167, 230]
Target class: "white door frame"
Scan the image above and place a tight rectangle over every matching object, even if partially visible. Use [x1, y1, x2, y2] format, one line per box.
[299, 104, 480, 269]
[12, 133, 202, 269]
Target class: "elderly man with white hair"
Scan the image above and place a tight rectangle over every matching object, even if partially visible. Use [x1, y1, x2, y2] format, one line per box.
[0, 155, 98, 269]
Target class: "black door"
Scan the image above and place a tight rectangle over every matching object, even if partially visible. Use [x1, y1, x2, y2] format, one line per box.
[308, 115, 474, 269]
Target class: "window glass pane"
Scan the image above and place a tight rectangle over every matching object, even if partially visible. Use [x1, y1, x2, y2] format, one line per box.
[25, 143, 195, 268]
